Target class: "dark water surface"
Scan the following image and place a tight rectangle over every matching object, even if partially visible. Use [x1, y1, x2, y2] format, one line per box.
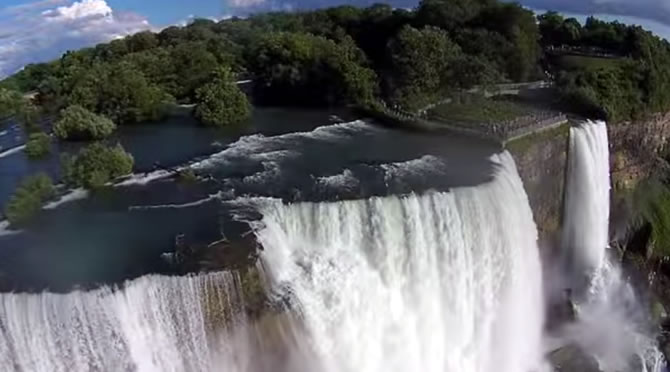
[0, 107, 499, 292]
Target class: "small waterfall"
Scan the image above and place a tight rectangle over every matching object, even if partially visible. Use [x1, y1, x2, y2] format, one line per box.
[559, 120, 665, 372]
[252, 152, 545, 372]
[0, 272, 253, 371]
[561, 120, 611, 289]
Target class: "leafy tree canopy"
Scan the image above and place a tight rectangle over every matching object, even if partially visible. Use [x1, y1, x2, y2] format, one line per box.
[195, 67, 251, 127]
[62, 143, 134, 189]
[54, 105, 117, 141]
[4, 173, 54, 226]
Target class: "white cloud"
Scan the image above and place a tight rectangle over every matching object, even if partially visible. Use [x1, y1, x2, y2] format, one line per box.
[229, 0, 267, 7]
[0, 0, 153, 78]
[42, 0, 111, 20]
[523, 0, 670, 29]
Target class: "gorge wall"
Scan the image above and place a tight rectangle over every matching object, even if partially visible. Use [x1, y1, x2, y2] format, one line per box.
[510, 113, 670, 240]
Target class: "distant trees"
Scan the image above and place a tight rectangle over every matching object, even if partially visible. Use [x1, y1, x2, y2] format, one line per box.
[54, 105, 116, 140]
[62, 143, 134, 189]
[24, 133, 51, 159]
[195, 68, 251, 127]
[2, 1, 670, 122]
[538, 10, 670, 121]
[4, 173, 54, 226]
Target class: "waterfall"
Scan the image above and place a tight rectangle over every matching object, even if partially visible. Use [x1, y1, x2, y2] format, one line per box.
[561, 120, 611, 289]
[558, 120, 665, 372]
[252, 152, 545, 372]
[0, 272, 255, 371]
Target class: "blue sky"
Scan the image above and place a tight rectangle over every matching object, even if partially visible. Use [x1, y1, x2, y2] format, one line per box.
[1, 0, 670, 78]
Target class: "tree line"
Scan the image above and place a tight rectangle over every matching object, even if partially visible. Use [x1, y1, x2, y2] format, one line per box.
[4, 0, 670, 225]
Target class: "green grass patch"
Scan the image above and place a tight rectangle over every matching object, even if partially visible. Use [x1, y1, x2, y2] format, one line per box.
[506, 121, 570, 153]
[556, 55, 627, 71]
[428, 95, 534, 125]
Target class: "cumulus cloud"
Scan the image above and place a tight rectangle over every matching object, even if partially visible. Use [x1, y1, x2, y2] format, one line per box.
[523, 0, 670, 27]
[0, 0, 152, 78]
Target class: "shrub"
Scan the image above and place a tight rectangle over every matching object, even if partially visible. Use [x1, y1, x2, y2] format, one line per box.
[194, 68, 251, 127]
[54, 105, 116, 140]
[4, 173, 54, 226]
[24, 132, 51, 159]
[62, 143, 134, 189]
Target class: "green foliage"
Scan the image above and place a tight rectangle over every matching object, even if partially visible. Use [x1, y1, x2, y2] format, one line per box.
[417, 0, 493, 31]
[634, 181, 670, 259]
[251, 32, 378, 106]
[69, 62, 172, 124]
[62, 143, 134, 189]
[24, 133, 51, 159]
[0, 88, 41, 132]
[3, 0, 670, 120]
[387, 25, 462, 109]
[4, 173, 54, 226]
[54, 105, 116, 141]
[195, 68, 251, 127]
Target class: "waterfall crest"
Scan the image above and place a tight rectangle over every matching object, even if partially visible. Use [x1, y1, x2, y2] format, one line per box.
[252, 152, 545, 372]
[0, 272, 253, 371]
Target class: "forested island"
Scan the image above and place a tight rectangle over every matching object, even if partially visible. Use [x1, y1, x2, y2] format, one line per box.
[2, 0, 670, 225]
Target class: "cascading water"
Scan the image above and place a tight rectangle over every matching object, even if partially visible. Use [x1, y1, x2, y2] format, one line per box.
[251, 152, 546, 372]
[561, 120, 611, 291]
[558, 120, 665, 372]
[0, 272, 255, 371]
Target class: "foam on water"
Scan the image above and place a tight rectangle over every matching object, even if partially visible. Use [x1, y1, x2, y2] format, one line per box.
[115, 170, 173, 187]
[190, 121, 372, 170]
[0, 220, 21, 237]
[42, 188, 89, 210]
[0, 144, 25, 159]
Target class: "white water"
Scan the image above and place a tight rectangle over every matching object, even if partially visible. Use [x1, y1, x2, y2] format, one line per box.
[0, 144, 25, 159]
[0, 272, 256, 371]
[189, 120, 373, 171]
[559, 120, 665, 371]
[115, 169, 173, 187]
[0, 220, 21, 237]
[250, 152, 545, 372]
[42, 188, 89, 210]
[561, 120, 611, 287]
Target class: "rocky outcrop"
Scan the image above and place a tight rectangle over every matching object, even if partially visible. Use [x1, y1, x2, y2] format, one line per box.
[609, 112, 670, 190]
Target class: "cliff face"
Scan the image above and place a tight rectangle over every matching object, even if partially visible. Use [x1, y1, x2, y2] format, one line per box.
[509, 126, 569, 238]
[510, 114, 670, 237]
[609, 113, 670, 190]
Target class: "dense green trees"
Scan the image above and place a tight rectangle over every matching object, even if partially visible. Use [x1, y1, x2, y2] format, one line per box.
[54, 105, 116, 140]
[387, 26, 463, 109]
[4, 173, 54, 226]
[68, 62, 171, 124]
[3, 1, 670, 120]
[62, 143, 134, 189]
[195, 68, 251, 127]
[24, 133, 51, 159]
[538, 10, 670, 121]
[251, 32, 377, 106]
